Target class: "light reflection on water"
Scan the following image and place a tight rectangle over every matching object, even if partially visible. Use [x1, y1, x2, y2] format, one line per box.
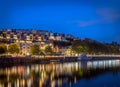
[0, 60, 120, 87]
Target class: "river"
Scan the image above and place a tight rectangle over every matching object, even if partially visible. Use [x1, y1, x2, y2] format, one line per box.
[0, 59, 120, 87]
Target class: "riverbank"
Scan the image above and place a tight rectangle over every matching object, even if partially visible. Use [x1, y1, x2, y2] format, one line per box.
[0, 56, 120, 67]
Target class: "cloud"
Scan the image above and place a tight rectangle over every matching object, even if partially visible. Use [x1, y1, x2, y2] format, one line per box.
[97, 8, 120, 22]
[78, 20, 98, 27]
[78, 8, 120, 27]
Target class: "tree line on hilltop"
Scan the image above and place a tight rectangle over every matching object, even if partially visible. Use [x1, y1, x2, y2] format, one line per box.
[72, 39, 120, 55]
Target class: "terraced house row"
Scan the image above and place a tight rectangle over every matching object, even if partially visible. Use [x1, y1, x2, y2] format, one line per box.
[0, 29, 79, 55]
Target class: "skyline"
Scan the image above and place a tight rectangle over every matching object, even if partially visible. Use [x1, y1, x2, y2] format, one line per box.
[0, 0, 120, 43]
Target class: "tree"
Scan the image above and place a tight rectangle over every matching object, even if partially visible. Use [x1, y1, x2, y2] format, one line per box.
[44, 46, 53, 54]
[0, 44, 7, 54]
[8, 43, 20, 54]
[72, 40, 88, 54]
[30, 45, 40, 55]
[72, 45, 87, 54]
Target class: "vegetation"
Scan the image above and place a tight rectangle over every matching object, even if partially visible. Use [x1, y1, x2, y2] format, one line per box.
[44, 45, 53, 54]
[0, 44, 7, 54]
[30, 45, 40, 55]
[8, 43, 20, 54]
[53, 41, 72, 47]
[72, 40, 88, 54]
[71, 39, 120, 55]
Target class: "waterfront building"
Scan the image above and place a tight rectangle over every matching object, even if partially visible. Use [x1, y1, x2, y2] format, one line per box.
[0, 29, 78, 55]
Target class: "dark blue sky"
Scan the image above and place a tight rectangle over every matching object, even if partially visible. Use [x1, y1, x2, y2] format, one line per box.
[0, 0, 120, 43]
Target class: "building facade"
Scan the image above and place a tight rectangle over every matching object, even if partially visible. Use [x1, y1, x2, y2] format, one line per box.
[0, 29, 78, 55]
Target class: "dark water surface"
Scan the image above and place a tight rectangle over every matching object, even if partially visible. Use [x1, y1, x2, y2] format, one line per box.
[0, 60, 120, 87]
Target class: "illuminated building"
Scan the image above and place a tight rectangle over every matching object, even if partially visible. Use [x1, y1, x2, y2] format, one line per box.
[0, 29, 77, 55]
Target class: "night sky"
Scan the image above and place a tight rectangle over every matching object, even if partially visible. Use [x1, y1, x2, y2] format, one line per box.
[0, 0, 120, 43]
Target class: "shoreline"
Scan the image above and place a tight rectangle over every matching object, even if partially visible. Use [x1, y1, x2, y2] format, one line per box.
[0, 56, 120, 67]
